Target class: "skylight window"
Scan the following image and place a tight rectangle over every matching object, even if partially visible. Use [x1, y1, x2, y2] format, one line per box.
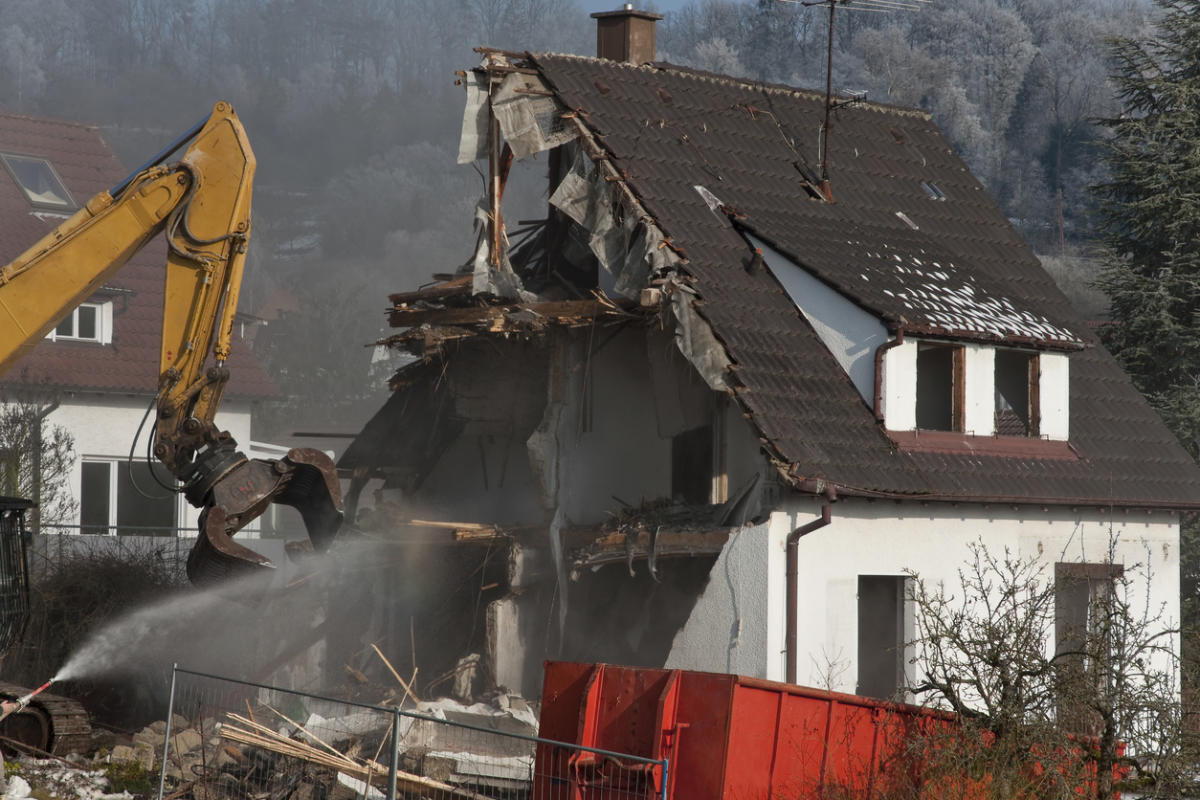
[920, 180, 946, 201]
[0, 153, 75, 210]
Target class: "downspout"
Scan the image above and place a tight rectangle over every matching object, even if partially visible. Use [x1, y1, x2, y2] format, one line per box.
[785, 484, 835, 684]
[873, 328, 904, 423]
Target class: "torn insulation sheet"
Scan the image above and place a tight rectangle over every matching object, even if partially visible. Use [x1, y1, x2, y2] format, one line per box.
[667, 280, 730, 393]
[457, 68, 490, 165]
[491, 72, 578, 160]
[549, 149, 679, 298]
[467, 199, 534, 301]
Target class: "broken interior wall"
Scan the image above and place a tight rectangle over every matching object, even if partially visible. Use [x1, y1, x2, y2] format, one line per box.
[527, 324, 760, 524]
[337, 537, 512, 696]
[378, 339, 550, 523]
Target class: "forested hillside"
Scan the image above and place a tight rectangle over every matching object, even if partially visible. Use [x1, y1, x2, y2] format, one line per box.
[0, 0, 1151, 428]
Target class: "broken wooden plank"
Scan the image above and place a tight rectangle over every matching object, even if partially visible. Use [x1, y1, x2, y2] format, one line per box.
[220, 724, 492, 800]
[389, 298, 636, 328]
[409, 519, 494, 531]
[389, 276, 472, 305]
[371, 644, 420, 705]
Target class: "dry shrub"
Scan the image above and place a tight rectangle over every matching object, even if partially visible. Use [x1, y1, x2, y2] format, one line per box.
[4, 537, 188, 729]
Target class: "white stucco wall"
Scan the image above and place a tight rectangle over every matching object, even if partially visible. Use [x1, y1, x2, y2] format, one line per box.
[664, 521, 776, 677]
[1040, 352, 1070, 439]
[46, 391, 255, 533]
[666, 495, 1180, 694]
[962, 344, 994, 436]
[751, 235, 887, 407]
[882, 338, 917, 429]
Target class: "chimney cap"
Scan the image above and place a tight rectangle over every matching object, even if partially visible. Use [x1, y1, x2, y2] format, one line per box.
[590, 6, 664, 21]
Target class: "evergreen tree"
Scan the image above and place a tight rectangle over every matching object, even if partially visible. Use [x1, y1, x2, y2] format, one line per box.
[1093, 0, 1200, 680]
[1094, 0, 1200, 457]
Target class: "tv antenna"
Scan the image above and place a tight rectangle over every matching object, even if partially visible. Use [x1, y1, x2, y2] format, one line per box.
[778, 0, 929, 199]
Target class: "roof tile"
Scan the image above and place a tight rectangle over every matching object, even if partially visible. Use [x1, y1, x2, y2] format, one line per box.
[530, 54, 1200, 507]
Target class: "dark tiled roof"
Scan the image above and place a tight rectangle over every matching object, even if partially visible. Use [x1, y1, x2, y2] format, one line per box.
[0, 112, 275, 399]
[528, 54, 1200, 508]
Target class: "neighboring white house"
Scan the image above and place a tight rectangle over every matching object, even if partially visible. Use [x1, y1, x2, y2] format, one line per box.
[339, 10, 1200, 702]
[0, 111, 278, 540]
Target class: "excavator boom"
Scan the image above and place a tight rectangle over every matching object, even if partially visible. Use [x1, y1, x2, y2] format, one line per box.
[0, 102, 343, 584]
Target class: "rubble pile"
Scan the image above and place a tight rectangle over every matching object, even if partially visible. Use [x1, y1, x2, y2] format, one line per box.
[64, 692, 541, 800]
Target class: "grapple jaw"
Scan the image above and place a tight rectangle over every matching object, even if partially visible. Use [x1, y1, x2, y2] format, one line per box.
[184, 446, 344, 587]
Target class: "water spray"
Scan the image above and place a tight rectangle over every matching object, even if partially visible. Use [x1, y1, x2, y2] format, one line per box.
[0, 679, 53, 721]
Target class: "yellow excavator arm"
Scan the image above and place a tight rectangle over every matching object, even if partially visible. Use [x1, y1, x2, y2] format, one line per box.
[0, 102, 342, 585]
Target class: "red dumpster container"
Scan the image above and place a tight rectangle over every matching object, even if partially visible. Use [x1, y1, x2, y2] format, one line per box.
[535, 662, 1117, 800]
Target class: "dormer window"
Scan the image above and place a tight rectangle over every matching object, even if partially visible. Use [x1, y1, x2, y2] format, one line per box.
[916, 342, 963, 432]
[46, 301, 112, 344]
[995, 349, 1039, 437]
[882, 338, 1070, 442]
[0, 153, 75, 211]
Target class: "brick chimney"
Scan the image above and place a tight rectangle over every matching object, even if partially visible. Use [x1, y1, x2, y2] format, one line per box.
[590, 5, 663, 64]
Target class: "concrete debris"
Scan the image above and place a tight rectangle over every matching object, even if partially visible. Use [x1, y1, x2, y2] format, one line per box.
[1, 758, 130, 800]
[131, 692, 543, 800]
[333, 771, 384, 800]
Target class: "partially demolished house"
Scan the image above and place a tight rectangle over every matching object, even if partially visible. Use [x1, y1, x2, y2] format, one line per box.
[341, 8, 1200, 700]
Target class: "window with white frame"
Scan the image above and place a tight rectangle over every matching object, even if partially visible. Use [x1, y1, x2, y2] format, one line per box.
[79, 459, 179, 536]
[0, 153, 75, 211]
[46, 301, 112, 344]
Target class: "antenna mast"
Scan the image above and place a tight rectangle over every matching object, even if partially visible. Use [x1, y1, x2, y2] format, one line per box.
[779, 0, 929, 199]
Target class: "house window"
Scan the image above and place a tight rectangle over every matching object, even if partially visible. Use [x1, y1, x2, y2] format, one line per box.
[915, 342, 963, 431]
[1055, 562, 1123, 732]
[857, 575, 911, 701]
[46, 301, 111, 344]
[0, 154, 75, 211]
[995, 350, 1039, 436]
[79, 460, 178, 536]
[671, 424, 713, 505]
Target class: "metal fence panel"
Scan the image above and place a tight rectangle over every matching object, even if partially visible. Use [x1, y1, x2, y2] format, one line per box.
[158, 666, 669, 800]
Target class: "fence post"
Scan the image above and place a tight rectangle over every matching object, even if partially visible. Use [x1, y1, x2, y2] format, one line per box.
[157, 663, 179, 800]
[660, 757, 670, 800]
[387, 706, 400, 800]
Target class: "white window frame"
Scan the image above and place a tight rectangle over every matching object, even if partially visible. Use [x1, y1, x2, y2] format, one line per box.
[79, 458, 182, 536]
[46, 301, 113, 344]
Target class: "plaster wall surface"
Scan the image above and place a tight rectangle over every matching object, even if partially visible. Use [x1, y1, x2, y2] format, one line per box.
[413, 434, 547, 524]
[1040, 352, 1070, 439]
[963, 344, 994, 435]
[882, 339, 917, 430]
[752, 235, 887, 406]
[665, 520, 772, 676]
[668, 496, 1180, 695]
[559, 333, 670, 522]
